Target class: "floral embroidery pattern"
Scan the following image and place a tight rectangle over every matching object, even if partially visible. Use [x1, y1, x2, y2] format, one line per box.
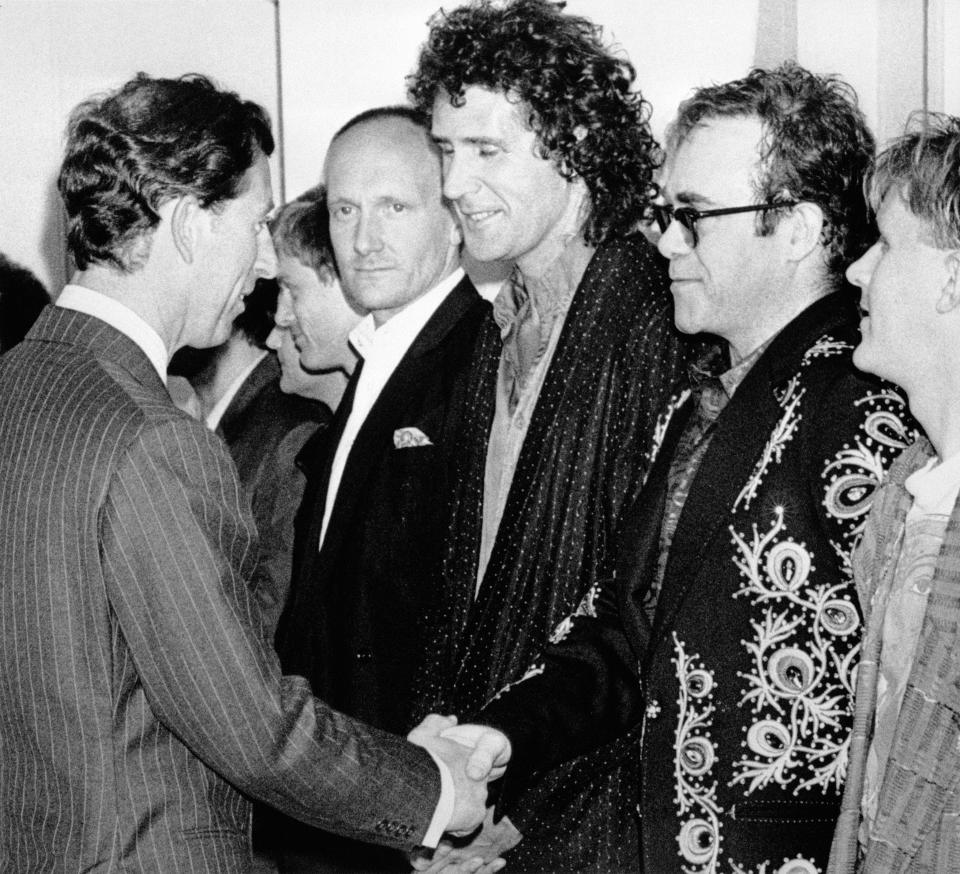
[736, 335, 850, 514]
[735, 381, 805, 512]
[730, 508, 859, 795]
[673, 633, 721, 873]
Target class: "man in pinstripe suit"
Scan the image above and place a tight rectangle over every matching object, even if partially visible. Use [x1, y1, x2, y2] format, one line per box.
[0, 73, 508, 873]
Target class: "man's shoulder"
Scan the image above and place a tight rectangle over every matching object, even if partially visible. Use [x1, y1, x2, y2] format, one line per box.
[578, 234, 672, 327]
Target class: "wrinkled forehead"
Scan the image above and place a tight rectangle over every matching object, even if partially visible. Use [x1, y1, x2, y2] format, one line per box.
[431, 86, 534, 140]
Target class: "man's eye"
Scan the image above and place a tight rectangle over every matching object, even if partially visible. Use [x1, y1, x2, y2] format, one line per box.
[479, 145, 499, 158]
[332, 205, 353, 219]
[391, 202, 406, 213]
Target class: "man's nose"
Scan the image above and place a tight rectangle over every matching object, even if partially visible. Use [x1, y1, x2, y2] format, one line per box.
[442, 152, 479, 203]
[845, 242, 879, 290]
[353, 212, 384, 255]
[656, 215, 694, 260]
[274, 287, 295, 328]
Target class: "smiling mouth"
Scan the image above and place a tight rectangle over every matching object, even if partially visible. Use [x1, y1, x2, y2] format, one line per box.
[461, 209, 499, 226]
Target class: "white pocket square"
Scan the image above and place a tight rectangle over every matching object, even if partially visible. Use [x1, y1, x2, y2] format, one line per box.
[393, 427, 433, 448]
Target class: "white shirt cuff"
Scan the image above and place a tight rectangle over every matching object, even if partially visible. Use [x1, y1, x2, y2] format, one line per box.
[421, 748, 455, 847]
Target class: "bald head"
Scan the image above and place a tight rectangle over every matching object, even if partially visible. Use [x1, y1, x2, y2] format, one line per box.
[325, 111, 460, 325]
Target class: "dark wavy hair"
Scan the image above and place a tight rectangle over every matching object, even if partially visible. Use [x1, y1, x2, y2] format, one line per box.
[867, 111, 960, 249]
[59, 72, 274, 272]
[408, 0, 661, 245]
[668, 62, 874, 285]
[269, 185, 338, 279]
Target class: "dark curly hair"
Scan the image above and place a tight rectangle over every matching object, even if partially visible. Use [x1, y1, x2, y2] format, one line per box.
[668, 62, 874, 286]
[59, 72, 274, 272]
[867, 111, 960, 249]
[407, 0, 661, 245]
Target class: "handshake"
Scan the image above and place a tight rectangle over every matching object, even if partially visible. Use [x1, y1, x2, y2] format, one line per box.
[408, 715, 521, 873]
[408, 714, 511, 836]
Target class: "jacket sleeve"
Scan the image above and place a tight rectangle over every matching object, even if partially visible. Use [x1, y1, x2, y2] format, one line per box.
[99, 418, 439, 850]
[477, 573, 645, 811]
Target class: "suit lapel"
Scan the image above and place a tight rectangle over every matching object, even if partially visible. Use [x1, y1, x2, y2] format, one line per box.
[651, 356, 781, 643]
[616, 394, 696, 649]
[217, 354, 276, 443]
[649, 293, 854, 647]
[318, 277, 479, 564]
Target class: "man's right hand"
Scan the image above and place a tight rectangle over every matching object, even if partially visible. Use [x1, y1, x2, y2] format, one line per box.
[408, 715, 512, 835]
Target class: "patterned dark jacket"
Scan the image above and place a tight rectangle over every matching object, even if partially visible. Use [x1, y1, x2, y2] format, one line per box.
[418, 234, 702, 871]
[483, 291, 916, 873]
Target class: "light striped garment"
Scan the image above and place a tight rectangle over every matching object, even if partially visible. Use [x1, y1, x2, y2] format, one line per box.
[0, 307, 438, 873]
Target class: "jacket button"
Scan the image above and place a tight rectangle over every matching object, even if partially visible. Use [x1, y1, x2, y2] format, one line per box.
[645, 700, 661, 720]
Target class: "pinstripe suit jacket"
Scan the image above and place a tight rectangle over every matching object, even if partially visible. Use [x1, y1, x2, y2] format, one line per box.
[0, 306, 439, 873]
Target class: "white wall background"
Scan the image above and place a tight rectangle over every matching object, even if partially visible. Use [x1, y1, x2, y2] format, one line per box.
[1, 0, 958, 297]
[0, 0, 278, 293]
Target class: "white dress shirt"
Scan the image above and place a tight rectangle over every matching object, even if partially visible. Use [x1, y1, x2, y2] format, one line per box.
[318, 267, 464, 549]
[56, 284, 169, 383]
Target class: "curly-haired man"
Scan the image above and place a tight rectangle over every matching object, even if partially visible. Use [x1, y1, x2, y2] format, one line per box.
[407, 1, 702, 870]
[440, 63, 918, 873]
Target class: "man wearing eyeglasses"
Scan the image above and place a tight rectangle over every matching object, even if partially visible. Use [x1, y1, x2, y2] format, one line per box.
[442, 63, 917, 873]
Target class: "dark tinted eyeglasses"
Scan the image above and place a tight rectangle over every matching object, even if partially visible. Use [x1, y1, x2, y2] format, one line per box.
[651, 201, 798, 247]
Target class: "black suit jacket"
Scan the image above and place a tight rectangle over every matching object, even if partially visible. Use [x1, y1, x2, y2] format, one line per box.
[278, 275, 489, 734]
[217, 353, 330, 632]
[0, 306, 441, 873]
[482, 292, 916, 872]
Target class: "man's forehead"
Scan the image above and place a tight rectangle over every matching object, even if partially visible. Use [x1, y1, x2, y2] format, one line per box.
[662, 116, 764, 200]
[431, 86, 529, 138]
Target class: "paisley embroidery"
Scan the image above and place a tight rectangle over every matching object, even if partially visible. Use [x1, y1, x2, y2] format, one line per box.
[730, 508, 858, 795]
[822, 387, 913, 573]
[673, 633, 721, 874]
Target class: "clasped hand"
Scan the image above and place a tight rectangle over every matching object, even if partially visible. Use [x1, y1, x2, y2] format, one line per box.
[407, 714, 511, 837]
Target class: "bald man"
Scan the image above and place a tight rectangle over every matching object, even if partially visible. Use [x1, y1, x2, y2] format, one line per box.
[273, 107, 490, 872]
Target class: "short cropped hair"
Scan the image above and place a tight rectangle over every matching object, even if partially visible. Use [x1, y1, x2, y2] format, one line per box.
[59, 72, 274, 272]
[269, 185, 337, 279]
[408, 0, 661, 245]
[867, 111, 960, 249]
[0, 254, 51, 352]
[332, 105, 430, 144]
[669, 62, 875, 282]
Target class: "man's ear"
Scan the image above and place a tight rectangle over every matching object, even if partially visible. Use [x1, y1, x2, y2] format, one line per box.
[785, 201, 825, 263]
[935, 249, 960, 314]
[170, 194, 203, 265]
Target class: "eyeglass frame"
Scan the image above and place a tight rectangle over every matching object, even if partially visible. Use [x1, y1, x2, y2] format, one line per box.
[651, 200, 798, 248]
